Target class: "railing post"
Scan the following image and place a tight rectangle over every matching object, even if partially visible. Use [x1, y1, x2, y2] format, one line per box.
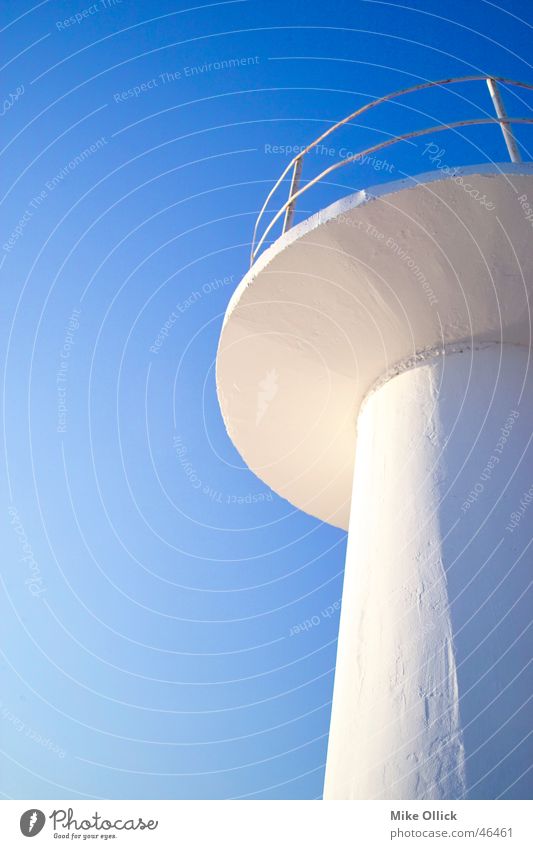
[486, 77, 522, 163]
[283, 157, 303, 233]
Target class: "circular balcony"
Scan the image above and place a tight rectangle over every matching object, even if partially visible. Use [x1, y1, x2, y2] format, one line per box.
[217, 77, 533, 529]
[251, 76, 533, 264]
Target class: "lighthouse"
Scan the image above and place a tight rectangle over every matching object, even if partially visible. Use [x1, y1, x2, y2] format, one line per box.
[216, 77, 533, 799]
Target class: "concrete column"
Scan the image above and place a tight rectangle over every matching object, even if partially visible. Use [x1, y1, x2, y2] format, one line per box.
[324, 344, 533, 800]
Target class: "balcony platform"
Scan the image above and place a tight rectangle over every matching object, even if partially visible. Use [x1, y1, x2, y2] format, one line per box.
[216, 164, 533, 529]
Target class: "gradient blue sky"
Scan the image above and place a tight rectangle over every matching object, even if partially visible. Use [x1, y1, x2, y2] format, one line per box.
[1, 0, 532, 800]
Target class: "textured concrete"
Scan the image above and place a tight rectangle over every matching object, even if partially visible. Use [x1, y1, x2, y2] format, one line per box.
[324, 344, 532, 799]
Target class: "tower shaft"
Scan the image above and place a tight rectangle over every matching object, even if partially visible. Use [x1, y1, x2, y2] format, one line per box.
[324, 345, 533, 799]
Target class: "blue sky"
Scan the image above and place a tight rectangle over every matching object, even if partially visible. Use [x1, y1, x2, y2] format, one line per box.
[1, 0, 532, 799]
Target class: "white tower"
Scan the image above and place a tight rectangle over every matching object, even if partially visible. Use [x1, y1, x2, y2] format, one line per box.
[216, 77, 533, 799]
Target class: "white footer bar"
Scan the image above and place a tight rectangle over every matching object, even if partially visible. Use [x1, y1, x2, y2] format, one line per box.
[2, 799, 532, 847]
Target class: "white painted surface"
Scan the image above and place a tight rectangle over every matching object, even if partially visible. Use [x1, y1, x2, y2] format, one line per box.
[324, 345, 533, 799]
[217, 165, 533, 529]
[217, 166, 533, 800]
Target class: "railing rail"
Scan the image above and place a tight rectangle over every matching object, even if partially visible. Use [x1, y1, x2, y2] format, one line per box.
[250, 76, 533, 266]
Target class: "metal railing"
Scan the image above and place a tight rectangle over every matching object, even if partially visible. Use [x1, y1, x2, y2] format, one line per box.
[250, 76, 533, 266]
